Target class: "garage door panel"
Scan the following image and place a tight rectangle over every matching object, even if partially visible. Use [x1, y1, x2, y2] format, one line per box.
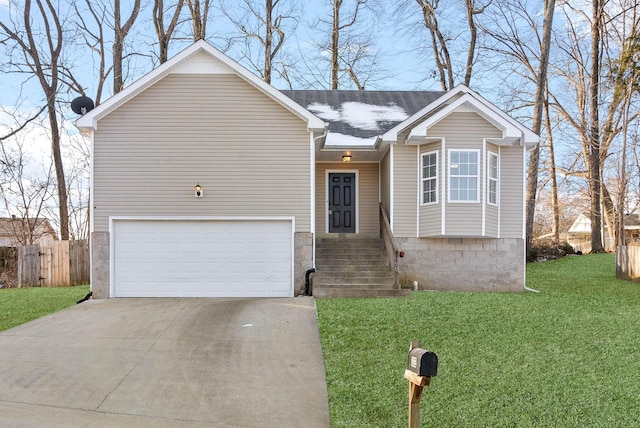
[113, 219, 293, 297]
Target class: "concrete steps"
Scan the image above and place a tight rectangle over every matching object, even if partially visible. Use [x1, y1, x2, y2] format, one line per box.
[312, 235, 409, 298]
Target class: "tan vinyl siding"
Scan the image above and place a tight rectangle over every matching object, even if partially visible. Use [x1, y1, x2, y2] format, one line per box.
[429, 112, 501, 236]
[419, 143, 441, 236]
[93, 73, 311, 232]
[419, 205, 441, 236]
[428, 111, 502, 142]
[485, 205, 499, 236]
[392, 145, 417, 237]
[499, 146, 525, 238]
[315, 163, 379, 235]
[445, 205, 483, 235]
[380, 152, 391, 218]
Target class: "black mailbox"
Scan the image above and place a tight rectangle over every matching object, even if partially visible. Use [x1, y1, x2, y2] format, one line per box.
[407, 348, 438, 377]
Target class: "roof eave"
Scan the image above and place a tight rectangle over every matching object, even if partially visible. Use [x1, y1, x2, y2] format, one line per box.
[75, 40, 323, 133]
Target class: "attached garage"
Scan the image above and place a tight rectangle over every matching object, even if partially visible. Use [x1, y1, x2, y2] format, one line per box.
[111, 218, 294, 298]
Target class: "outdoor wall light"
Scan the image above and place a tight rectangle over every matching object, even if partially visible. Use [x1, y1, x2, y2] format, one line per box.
[342, 155, 352, 162]
[195, 183, 203, 198]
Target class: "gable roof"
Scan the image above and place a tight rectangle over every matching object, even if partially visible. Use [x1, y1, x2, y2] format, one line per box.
[75, 40, 326, 133]
[383, 84, 539, 147]
[284, 85, 538, 154]
[0, 217, 58, 245]
[75, 40, 537, 157]
[281, 90, 444, 147]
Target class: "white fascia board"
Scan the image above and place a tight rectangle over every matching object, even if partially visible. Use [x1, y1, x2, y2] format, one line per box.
[464, 88, 539, 146]
[75, 40, 326, 133]
[407, 93, 528, 145]
[381, 85, 470, 142]
[382, 84, 539, 147]
[75, 41, 211, 131]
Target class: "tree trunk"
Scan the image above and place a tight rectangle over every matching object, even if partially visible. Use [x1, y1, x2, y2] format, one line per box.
[525, 0, 555, 255]
[544, 85, 560, 244]
[153, 0, 184, 64]
[265, 0, 273, 84]
[47, 99, 69, 240]
[463, 0, 478, 87]
[113, 0, 141, 93]
[589, 0, 604, 252]
[186, 0, 209, 40]
[331, 0, 341, 89]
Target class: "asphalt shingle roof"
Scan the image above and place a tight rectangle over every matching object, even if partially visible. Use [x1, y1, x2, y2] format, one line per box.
[281, 90, 444, 140]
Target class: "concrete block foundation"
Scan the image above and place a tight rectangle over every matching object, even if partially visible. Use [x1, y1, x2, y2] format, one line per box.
[397, 237, 525, 292]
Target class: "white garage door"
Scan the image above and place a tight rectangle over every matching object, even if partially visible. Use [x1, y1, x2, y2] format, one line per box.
[112, 219, 293, 297]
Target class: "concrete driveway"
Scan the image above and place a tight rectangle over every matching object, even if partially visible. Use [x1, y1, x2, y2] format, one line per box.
[0, 297, 330, 427]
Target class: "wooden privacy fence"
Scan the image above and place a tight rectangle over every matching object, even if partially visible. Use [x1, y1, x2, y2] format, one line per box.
[616, 245, 640, 283]
[18, 240, 90, 287]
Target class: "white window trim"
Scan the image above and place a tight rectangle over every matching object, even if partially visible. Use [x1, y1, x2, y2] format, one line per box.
[420, 150, 439, 206]
[448, 149, 480, 203]
[487, 151, 499, 206]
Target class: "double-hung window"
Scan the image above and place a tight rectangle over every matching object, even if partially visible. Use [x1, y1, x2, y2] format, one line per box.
[421, 151, 438, 204]
[488, 152, 498, 205]
[449, 150, 479, 202]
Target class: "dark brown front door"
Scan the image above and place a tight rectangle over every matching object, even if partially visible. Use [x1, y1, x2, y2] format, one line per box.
[329, 173, 356, 233]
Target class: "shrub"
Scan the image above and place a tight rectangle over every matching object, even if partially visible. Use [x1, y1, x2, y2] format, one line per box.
[527, 240, 576, 262]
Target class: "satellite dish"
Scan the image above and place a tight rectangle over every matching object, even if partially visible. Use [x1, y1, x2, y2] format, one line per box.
[71, 96, 95, 115]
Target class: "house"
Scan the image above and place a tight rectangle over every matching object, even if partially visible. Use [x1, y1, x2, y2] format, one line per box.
[568, 212, 640, 252]
[75, 40, 538, 298]
[0, 217, 58, 247]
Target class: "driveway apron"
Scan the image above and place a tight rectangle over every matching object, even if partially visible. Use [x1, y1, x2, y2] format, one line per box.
[0, 297, 330, 427]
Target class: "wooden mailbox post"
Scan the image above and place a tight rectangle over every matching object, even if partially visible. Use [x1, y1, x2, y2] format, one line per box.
[404, 340, 438, 428]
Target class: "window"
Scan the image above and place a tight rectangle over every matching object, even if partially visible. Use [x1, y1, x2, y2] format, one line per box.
[421, 151, 438, 204]
[488, 152, 498, 205]
[449, 150, 479, 202]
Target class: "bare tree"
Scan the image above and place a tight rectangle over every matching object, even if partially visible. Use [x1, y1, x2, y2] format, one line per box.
[548, 2, 640, 252]
[411, 0, 491, 90]
[222, 0, 299, 84]
[607, 18, 640, 246]
[588, 0, 605, 252]
[482, 0, 556, 252]
[544, 84, 561, 244]
[331, 0, 379, 89]
[305, 0, 382, 90]
[0, 131, 56, 245]
[63, 128, 91, 241]
[153, 0, 185, 64]
[524, 0, 555, 255]
[74, 0, 112, 106]
[0, 0, 71, 240]
[113, 0, 142, 93]
[185, 0, 213, 40]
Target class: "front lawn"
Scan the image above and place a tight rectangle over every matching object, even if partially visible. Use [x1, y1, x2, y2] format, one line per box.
[0, 285, 90, 332]
[316, 254, 640, 427]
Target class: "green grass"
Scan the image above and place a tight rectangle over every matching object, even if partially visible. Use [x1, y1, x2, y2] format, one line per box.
[316, 254, 640, 427]
[0, 285, 90, 332]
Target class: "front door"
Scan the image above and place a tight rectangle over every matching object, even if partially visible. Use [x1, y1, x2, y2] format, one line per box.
[328, 173, 356, 233]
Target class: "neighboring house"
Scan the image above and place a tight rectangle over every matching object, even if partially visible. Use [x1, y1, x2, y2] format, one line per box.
[0, 217, 58, 247]
[568, 212, 640, 252]
[76, 40, 538, 298]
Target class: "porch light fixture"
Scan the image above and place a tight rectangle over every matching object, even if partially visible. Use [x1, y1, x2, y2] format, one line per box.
[342, 155, 352, 162]
[195, 183, 203, 198]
